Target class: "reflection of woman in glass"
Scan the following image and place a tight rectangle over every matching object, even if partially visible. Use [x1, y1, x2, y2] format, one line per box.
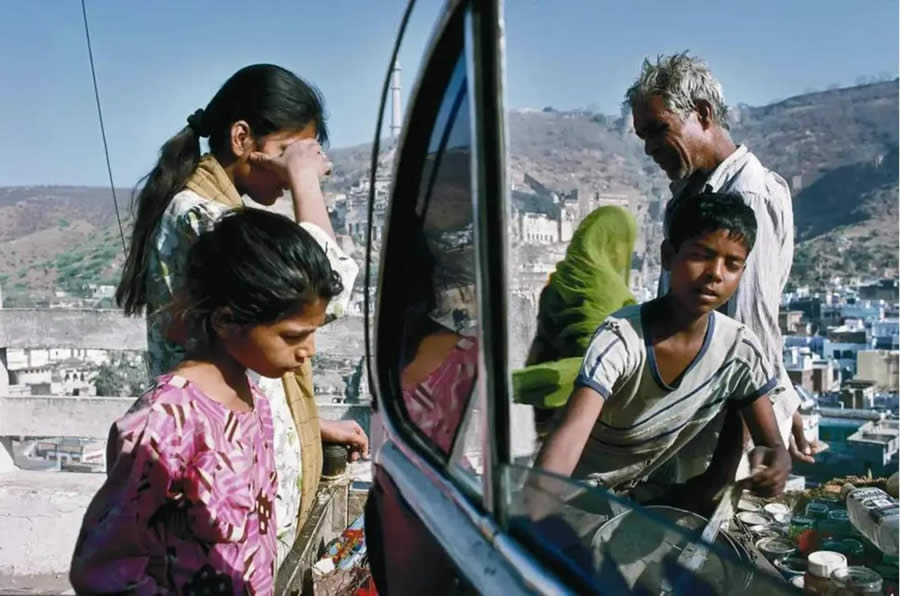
[513, 206, 637, 438]
[398, 150, 479, 455]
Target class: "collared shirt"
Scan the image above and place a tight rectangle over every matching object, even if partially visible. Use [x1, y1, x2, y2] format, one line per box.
[658, 145, 800, 424]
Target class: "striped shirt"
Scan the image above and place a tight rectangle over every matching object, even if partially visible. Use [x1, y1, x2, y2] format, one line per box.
[572, 305, 776, 489]
[658, 145, 800, 425]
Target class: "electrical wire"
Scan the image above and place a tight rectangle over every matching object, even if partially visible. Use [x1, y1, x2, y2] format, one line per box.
[80, 0, 127, 255]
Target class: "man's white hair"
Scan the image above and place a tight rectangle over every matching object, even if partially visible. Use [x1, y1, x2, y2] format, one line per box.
[624, 51, 730, 130]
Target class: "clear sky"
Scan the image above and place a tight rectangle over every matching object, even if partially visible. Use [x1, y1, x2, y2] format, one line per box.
[1, 0, 896, 186]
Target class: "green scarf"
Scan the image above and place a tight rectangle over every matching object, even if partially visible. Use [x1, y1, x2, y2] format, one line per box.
[513, 206, 637, 408]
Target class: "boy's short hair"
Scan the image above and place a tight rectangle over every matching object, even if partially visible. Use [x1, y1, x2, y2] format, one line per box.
[669, 191, 757, 254]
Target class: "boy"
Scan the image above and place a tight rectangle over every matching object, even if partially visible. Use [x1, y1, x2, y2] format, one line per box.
[535, 192, 790, 500]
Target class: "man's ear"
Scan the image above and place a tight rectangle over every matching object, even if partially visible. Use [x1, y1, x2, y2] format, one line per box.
[661, 239, 675, 272]
[695, 99, 715, 130]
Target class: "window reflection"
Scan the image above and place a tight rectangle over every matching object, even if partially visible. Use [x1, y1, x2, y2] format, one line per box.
[397, 57, 479, 460]
[504, 465, 794, 595]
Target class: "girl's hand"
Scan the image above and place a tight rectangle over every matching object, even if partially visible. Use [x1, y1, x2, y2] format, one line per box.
[321, 419, 369, 461]
[249, 138, 332, 183]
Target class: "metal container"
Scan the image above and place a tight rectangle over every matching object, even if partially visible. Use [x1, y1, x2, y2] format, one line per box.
[591, 505, 753, 593]
[756, 537, 797, 561]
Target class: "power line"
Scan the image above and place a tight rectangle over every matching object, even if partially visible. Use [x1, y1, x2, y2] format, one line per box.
[80, 0, 127, 256]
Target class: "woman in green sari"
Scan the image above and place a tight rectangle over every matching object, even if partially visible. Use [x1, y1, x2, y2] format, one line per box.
[513, 206, 637, 437]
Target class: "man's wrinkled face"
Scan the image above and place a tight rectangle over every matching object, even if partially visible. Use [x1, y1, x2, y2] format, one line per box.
[632, 95, 706, 181]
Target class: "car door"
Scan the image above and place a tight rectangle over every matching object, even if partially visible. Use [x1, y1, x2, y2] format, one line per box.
[363, 2, 797, 594]
[363, 2, 546, 593]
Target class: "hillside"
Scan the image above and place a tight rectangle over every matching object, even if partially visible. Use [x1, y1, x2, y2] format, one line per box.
[1, 81, 896, 303]
[0, 187, 133, 305]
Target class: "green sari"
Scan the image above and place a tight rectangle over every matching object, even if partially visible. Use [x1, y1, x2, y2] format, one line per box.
[513, 206, 637, 408]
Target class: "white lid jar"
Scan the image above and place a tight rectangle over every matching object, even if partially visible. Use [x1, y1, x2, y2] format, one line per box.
[805, 551, 848, 595]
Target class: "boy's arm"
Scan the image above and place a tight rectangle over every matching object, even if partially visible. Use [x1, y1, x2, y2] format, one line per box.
[535, 386, 606, 477]
[738, 394, 791, 497]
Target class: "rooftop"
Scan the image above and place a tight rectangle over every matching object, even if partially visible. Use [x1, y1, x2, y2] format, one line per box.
[848, 418, 900, 446]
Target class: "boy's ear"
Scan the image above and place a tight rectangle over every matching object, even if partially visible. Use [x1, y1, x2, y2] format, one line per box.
[661, 239, 675, 272]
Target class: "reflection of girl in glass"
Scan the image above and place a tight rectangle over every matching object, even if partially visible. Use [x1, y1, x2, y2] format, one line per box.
[398, 150, 479, 455]
[513, 206, 637, 437]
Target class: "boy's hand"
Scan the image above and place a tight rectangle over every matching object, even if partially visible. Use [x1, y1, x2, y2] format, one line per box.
[741, 446, 790, 497]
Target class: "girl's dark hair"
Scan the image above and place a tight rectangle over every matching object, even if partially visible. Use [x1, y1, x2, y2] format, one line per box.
[116, 64, 328, 314]
[669, 191, 757, 254]
[180, 208, 342, 340]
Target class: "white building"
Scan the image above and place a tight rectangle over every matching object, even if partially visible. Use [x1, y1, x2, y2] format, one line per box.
[871, 319, 900, 350]
[518, 212, 559, 244]
[856, 350, 900, 391]
[7, 348, 110, 370]
[841, 300, 886, 321]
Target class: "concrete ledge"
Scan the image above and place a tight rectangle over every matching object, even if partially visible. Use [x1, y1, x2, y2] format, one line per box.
[0, 397, 371, 441]
[819, 407, 884, 420]
[0, 309, 146, 351]
[0, 469, 104, 585]
[0, 395, 132, 439]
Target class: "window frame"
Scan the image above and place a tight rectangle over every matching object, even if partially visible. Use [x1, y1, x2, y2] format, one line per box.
[364, 2, 579, 592]
[369, 1, 488, 504]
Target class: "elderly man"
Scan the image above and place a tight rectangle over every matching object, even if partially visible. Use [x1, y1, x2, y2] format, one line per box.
[625, 52, 813, 484]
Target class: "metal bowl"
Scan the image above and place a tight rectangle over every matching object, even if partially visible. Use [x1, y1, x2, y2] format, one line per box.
[591, 505, 753, 592]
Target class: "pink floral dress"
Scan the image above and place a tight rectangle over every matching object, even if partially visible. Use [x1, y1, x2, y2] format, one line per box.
[70, 374, 277, 595]
[401, 337, 478, 455]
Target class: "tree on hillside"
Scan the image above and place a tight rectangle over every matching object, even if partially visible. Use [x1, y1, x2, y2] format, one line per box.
[94, 354, 147, 397]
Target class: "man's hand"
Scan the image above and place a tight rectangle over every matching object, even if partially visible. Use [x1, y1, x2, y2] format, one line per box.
[320, 419, 369, 461]
[789, 434, 815, 464]
[789, 411, 815, 463]
[740, 446, 790, 497]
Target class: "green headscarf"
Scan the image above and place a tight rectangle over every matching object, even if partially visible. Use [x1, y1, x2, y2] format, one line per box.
[513, 206, 637, 408]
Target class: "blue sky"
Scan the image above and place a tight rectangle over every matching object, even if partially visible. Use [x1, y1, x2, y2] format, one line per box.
[0, 0, 896, 186]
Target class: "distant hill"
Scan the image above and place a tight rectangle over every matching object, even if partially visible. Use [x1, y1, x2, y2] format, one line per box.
[732, 81, 898, 285]
[1, 81, 896, 303]
[0, 186, 132, 304]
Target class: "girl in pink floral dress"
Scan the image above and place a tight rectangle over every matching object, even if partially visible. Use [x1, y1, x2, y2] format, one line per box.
[70, 208, 344, 595]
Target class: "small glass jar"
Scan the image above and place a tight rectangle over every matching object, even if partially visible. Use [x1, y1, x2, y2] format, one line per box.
[815, 493, 843, 509]
[830, 566, 883, 595]
[790, 515, 816, 537]
[776, 555, 808, 580]
[805, 551, 847, 595]
[822, 538, 850, 554]
[757, 537, 797, 561]
[750, 524, 780, 539]
[839, 538, 866, 566]
[875, 563, 899, 596]
[818, 518, 844, 539]
[764, 502, 791, 517]
[806, 502, 831, 520]
[828, 508, 849, 519]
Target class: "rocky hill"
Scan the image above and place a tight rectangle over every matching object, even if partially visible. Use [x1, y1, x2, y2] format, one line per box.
[1, 81, 896, 304]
